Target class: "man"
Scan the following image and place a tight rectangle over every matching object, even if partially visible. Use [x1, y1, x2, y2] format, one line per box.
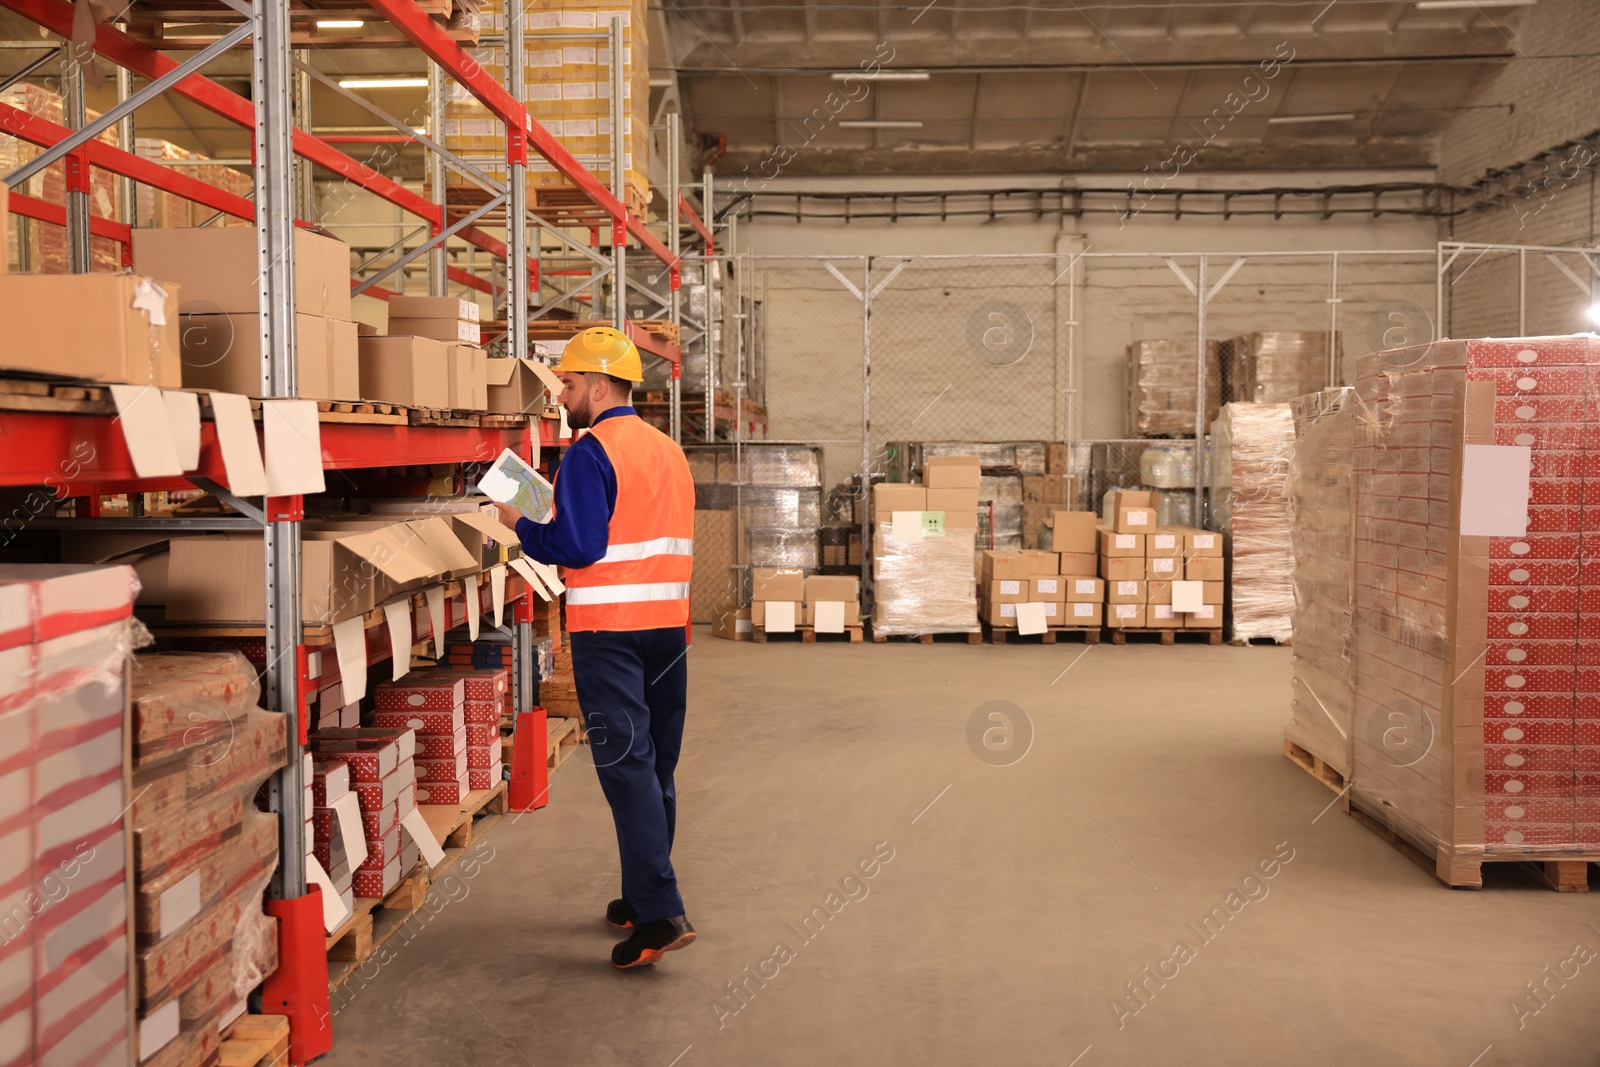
[492, 326, 697, 969]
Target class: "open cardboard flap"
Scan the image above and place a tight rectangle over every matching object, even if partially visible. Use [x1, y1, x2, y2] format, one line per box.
[405, 516, 479, 579]
[452, 509, 522, 549]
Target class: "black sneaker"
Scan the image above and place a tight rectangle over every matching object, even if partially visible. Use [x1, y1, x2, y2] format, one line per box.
[605, 898, 637, 930]
[611, 915, 696, 969]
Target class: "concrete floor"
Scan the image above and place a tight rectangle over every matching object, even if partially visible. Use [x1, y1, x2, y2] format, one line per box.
[320, 630, 1600, 1067]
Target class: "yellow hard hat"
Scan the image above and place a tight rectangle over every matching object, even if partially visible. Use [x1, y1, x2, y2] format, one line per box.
[556, 326, 643, 383]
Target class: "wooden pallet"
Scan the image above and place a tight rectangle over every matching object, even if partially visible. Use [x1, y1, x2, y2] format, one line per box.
[150, 579, 465, 646]
[447, 181, 650, 227]
[869, 627, 983, 644]
[547, 715, 581, 768]
[1346, 794, 1598, 892]
[1106, 627, 1224, 645]
[0, 377, 115, 415]
[632, 319, 681, 345]
[218, 1014, 289, 1067]
[982, 622, 1102, 645]
[1282, 737, 1348, 795]
[752, 625, 864, 644]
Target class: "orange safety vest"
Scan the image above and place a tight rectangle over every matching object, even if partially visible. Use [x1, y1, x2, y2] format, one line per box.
[561, 413, 695, 632]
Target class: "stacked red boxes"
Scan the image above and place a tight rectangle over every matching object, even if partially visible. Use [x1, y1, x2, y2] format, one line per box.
[310, 760, 356, 914]
[0, 565, 137, 1067]
[311, 727, 419, 898]
[1352, 336, 1600, 864]
[424, 668, 508, 790]
[314, 681, 360, 731]
[373, 676, 470, 806]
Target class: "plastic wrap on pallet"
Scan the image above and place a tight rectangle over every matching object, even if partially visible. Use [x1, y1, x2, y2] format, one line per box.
[535, 637, 554, 681]
[130, 651, 261, 767]
[1128, 339, 1222, 436]
[1225, 332, 1337, 404]
[1286, 388, 1361, 779]
[684, 444, 823, 487]
[1347, 335, 1600, 874]
[1013, 443, 1047, 474]
[746, 526, 820, 570]
[737, 487, 822, 527]
[871, 526, 979, 635]
[1212, 402, 1294, 644]
[1139, 441, 1197, 488]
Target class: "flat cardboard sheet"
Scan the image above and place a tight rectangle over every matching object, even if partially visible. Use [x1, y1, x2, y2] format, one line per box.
[1170, 580, 1204, 613]
[1015, 601, 1048, 635]
[424, 585, 447, 657]
[332, 616, 368, 702]
[1460, 444, 1532, 537]
[307, 855, 351, 932]
[764, 600, 796, 633]
[465, 576, 480, 640]
[329, 792, 369, 870]
[490, 565, 506, 627]
[263, 399, 326, 495]
[111, 384, 183, 477]
[527, 559, 564, 594]
[891, 510, 924, 542]
[382, 599, 411, 680]
[508, 556, 552, 601]
[163, 389, 201, 469]
[210, 391, 268, 496]
[400, 808, 447, 869]
[813, 600, 845, 634]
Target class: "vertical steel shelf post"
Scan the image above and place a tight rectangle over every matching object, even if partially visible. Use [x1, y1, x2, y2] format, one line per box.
[609, 16, 626, 331]
[668, 111, 682, 443]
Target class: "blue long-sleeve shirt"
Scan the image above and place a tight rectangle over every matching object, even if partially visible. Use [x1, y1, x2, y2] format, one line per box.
[513, 406, 632, 568]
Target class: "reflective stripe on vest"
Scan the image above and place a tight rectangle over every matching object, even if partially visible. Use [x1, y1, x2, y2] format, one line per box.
[565, 581, 692, 605]
[562, 414, 696, 632]
[598, 536, 695, 564]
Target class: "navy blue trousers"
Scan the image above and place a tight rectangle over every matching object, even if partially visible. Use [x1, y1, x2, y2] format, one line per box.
[569, 626, 688, 924]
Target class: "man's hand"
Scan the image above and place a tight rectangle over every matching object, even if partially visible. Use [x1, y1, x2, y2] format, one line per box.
[491, 502, 523, 530]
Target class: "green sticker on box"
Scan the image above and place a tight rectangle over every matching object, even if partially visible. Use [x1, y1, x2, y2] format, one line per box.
[922, 511, 946, 536]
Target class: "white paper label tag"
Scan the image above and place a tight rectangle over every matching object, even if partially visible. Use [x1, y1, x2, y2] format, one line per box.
[527, 559, 564, 594]
[891, 510, 924, 542]
[1116, 604, 1138, 619]
[764, 601, 796, 633]
[1194, 534, 1216, 550]
[263, 399, 326, 495]
[1000, 580, 1021, 595]
[1075, 580, 1096, 594]
[1117, 581, 1138, 596]
[425, 585, 447, 657]
[332, 616, 368, 702]
[400, 808, 447, 869]
[209, 392, 268, 496]
[465, 576, 481, 641]
[111, 384, 183, 477]
[1460, 444, 1532, 537]
[307, 854, 350, 933]
[131, 278, 169, 326]
[1038, 579, 1059, 594]
[1128, 512, 1149, 526]
[163, 389, 201, 470]
[1154, 534, 1176, 550]
[330, 791, 369, 870]
[1152, 558, 1175, 574]
[1015, 602, 1048, 635]
[814, 601, 845, 634]
[158, 869, 203, 939]
[1115, 534, 1135, 549]
[508, 556, 551, 602]
[382, 599, 412, 680]
[490, 565, 507, 627]
[1195, 604, 1217, 619]
[1073, 603, 1094, 617]
[1171, 580, 1204, 613]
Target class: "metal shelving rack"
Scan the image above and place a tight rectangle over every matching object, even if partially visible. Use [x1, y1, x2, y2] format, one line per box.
[0, 0, 688, 1052]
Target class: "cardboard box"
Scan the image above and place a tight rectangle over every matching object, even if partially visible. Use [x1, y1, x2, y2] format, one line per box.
[803, 601, 860, 626]
[983, 578, 1029, 604]
[981, 552, 1034, 580]
[1047, 511, 1098, 554]
[375, 676, 465, 711]
[1148, 580, 1172, 605]
[373, 707, 465, 736]
[1066, 577, 1103, 603]
[804, 575, 859, 603]
[306, 516, 478, 581]
[944, 510, 979, 530]
[924, 462, 981, 490]
[416, 726, 467, 761]
[1045, 443, 1067, 473]
[1057, 552, 1097, 577]
[925, 487, 979, 512]
[1186, 557, 1226, 581]
[1100, 556, 1146, 582]
[1148, 603, 1181, 629]
[1145, 530, 1183, 558]
[1189, 603, 1223, 628]
[132, 226, 351, 319]
[1146, 556, 1180, 580]
[415, 752, 468, 784]
[329, 319, 360, 400]
[1099, 529, 1144, 558]
[447, 345, 488, 410]
[1107, 580, 1145, 605]
[710, 602, 751, 640]
[1182, 529, 1224, 557]
[1115, 506, 1158, 534]
[0, 273, 181, 387]
[389, 316, 480, 345]
[177, 311, 335, 399]
[387, 296, 479, 323]
[1064, 601, 1102, 627]
[0, 183, 7, 274]
[873, 484, 926, 514]
[752, 568, 805, 602]
[1107, 603, 1146, 628]
[1027, 551, 1061, 576]
[358, 336, 451, 408]
[1029, 577, 1066, 602]
[983, 600, 1061, 628]
[486, 357, 561, 414]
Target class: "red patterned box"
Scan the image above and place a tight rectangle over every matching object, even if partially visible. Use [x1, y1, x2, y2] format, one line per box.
[361, 800, 397, 838]
[374, 676, 464, 711]
[312, 761, 349, 807]
[465, 723, 499, 748]
[373, 707, 465, 736]
[468, 762, 502, 790]
[415, 752, 468, 784]
[422, 667, 508, 703]
[353, 770, 409, 812]
[354, 854, 400, 899]
[359, 823, 401, 871]
[415, 726, 467, 761]
[463, 700, 501, 725]
[466, 744, 498, 770]
[415, 773, 470, 806]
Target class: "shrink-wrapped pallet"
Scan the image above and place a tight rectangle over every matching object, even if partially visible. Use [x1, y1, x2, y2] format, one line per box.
[1212, 402, 1294, 643]
[1225, 332, 1337, 403]
[1285, 388, 1360, 776]
[1127, 339, 1222, 436]
[871, 527, 979, 636]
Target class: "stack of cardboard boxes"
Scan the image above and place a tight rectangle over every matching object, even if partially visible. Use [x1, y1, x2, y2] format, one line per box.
[1020, 461, 1081, 549]
[978, 548, 1103, 631]
[1099, 491, 1224, 630]
[423, 668, 509, 790]
[365, 296, 489, 412]
[869, 455, 982, 636]
[749, 568, 804, 634]
[375, 676, 471, 809]
[313, 724, 421, 899]
[801, 576, 861, 634]
[310, 758, 356, 917]
[128, 650, 287, 1066]
[132, 227, 361, 403]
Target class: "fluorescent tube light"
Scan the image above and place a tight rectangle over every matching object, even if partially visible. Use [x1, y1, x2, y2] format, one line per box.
[1415, 0, 1535, 8]
[337, 77, 429, 89]
[830, 71, 930, 81]
[837, 120, 924, 129]
[1267, 112, 1358, 125]
[316, 20, 364, 28]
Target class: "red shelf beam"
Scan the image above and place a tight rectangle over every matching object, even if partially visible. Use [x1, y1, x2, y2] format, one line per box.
[624, 321, 680, 366]
[678, 194, 713, 255]
[7, 191, 132, 248]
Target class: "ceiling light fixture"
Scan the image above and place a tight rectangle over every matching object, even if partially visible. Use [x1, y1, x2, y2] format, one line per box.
[337, 77, 428, 89]
[837, 119, 924, 129]
[830, 71, 930, 82]
[316, 19, 364, 28]
[1587, 303, 1600, 329]
[1414, 0, 1535, 8]
[1267, 112, 1358, 125]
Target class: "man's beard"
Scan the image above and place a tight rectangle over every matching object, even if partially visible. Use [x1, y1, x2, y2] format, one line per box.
[564, 396, 592, 429]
